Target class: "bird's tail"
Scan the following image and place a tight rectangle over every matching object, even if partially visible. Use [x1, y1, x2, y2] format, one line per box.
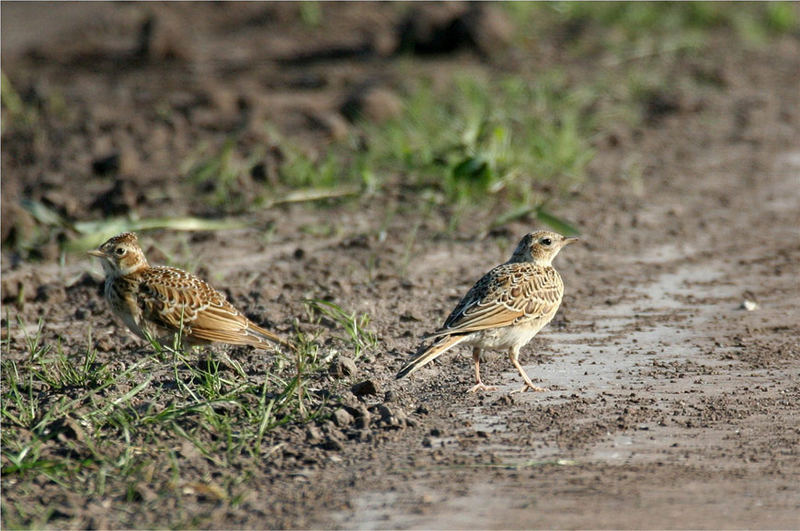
[245, 322, 293, 350]
[396, 334, 469, 380]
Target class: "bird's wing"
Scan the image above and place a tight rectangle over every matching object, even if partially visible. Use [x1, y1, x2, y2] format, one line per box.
[430, 263, 563, 337]
[137, 267, 247, 334]
[138, 267, 287, 347]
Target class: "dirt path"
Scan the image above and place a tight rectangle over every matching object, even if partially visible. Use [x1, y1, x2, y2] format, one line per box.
[309, 130, 800, 529]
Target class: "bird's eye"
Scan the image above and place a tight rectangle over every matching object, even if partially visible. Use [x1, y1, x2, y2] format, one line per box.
[541, 238, 552, 246]
[115, 247, 126, 256]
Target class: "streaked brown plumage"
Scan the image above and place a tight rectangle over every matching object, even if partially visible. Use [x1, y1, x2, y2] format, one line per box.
[89, 232, 289, 349]
[397, 230, 578, 393]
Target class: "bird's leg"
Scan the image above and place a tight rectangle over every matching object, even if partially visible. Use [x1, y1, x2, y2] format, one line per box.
[468, 347, 497, 393]
[509, 347, 548, 393]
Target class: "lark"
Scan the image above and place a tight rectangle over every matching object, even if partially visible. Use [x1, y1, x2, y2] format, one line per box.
[89, 232, 289, 350]
[397, 230, 578, 393]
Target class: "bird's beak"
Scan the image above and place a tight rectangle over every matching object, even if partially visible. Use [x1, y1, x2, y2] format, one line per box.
[87, 249, 105, 258]
[563, 236, 580, 245]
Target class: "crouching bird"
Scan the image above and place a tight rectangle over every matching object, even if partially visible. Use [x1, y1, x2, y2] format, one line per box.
[89, 232, 289, 350]
[397, 230, 578, 393]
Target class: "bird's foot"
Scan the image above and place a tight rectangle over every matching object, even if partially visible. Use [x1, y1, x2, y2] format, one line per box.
[468, 382, 497, 393]
[511, 383, 548, 394]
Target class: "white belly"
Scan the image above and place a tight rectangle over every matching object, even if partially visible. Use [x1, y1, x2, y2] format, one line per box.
[465, 318, 550, 351]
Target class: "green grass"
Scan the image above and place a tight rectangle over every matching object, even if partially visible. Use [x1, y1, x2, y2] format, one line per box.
[0, 309, 367, 527]
[182, 72, 596, 236]
[299, 1, 323, 28]
[357, 74, 596, 207]
[1, 71, 31, 132]
[304, 299, 378, 360]
[507, 2, 799, 53]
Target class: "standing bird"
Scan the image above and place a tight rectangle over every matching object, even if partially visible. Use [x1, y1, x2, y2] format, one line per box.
[89, 232, 289, 350]
[397, 230, 578, 393]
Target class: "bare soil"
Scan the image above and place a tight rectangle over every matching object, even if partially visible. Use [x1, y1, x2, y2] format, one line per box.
[2, 3, 799, 529]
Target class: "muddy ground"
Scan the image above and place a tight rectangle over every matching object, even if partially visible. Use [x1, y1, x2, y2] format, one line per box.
[2, 3, 800, 529]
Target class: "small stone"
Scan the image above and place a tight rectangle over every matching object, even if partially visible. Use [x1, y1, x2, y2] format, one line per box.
[399, 311, 420, 322]
[340, 85, 403, 124]
[329, 356, 358, 378]
[351, 379, 380, 397]
[305, 425, 323, 444]
[354, 405, 371, 430]
[94, 336, 116, 352]
[375, 404, 407, 428]
[92, 152, 120, 176]
[332, 408, 354, 427]
[321, 437, 343, 452]
[131, 482, 159, 503]
[741, 299, 758, 311]
[376, 404, 393, 423]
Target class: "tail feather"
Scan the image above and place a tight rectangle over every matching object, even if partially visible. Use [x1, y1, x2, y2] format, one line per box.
[246, 322, 292, 349]
[396, 334, 469, 379]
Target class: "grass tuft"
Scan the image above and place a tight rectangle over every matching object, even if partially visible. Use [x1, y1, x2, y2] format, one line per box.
[508, 2, 800, 55]
[304, 299, 378, 359]
[1, 313, 356, 527]
[355, 75, 595, 208]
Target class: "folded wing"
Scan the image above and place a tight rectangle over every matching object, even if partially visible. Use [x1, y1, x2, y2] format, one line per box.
[137, 266, 287, 348]
[430, 263, 563, 338]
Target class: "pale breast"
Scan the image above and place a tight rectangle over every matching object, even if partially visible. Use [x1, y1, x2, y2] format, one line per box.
[105, 276, 152, 340]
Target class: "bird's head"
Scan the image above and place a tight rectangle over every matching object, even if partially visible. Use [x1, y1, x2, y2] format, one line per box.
[508, 230, 579, 266]
[88, 232, 149, 276]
